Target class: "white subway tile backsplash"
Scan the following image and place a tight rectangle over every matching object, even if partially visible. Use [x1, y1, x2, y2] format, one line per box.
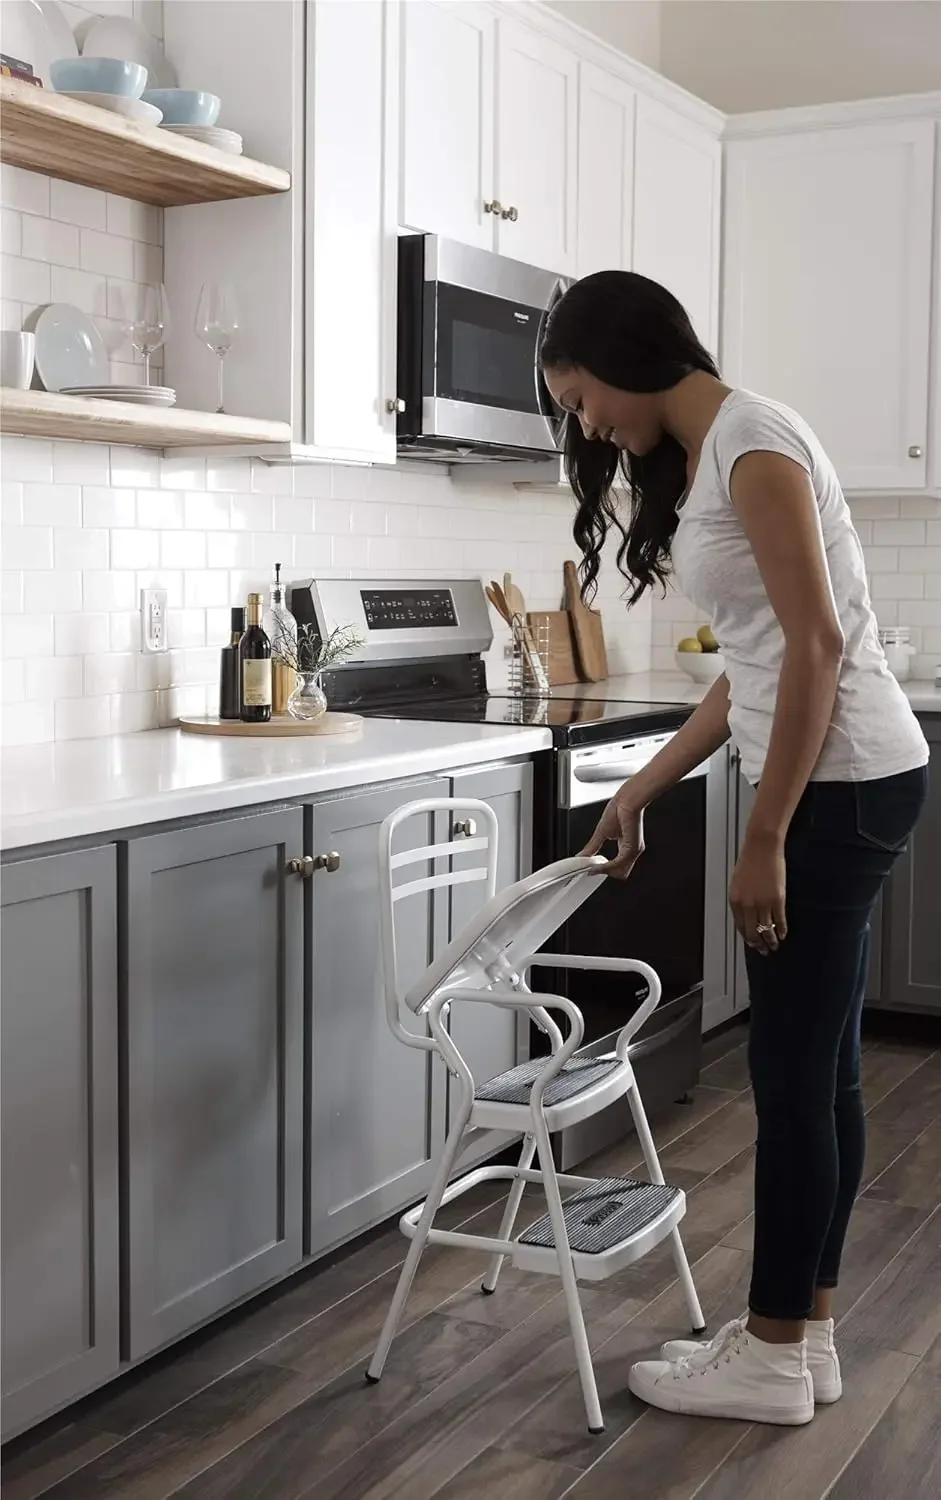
[2, 701, 56, 746]
[27, 656, 84, 701]
[872, 520, 927, 547]
[24, 569, 83, 614]
[167, 609, 206, 649]
[22, 482, 82, 527]
[83, 485, 136, 528]
[82, 569, 137, 611]
[54, 526, 109, 571]
[49, 264, 105, 317]
[137, 489, 184, 529]
[160, 530, 206, 569]
[1, 482, 24, 525]
[273, 496, 315, 535]
[53, 441, 111, 486]
[900, 547, 941, 574]
[231, 494, 273, 532]
[206, 532, 253, 569]
[111, 447, 161, 489]
[1, 164, 50, 216]
[55, 611, 110, 656]
[1, 208, 22, 257]
[1, 614, 54, 659]
[869, 573, 925, 601]
[2, 659, 25, 703]
[3, 526, 54, 570]
[184, 491, 230, 530]
[1, 252, 51, 305]
[1, 571, 24, 614]
[184, 571, 230, 609]
[50, 179, 106, 231]
[21, 214, 80, 267]
[0, 437, 53, 483]
[55, 694, 112, 741]
[84, 652, 139, 697]
[110, 610, 141, 653]
[105, 194, 161, 243]
[80, 227, 135, 279]
[111, 529, 159, 570]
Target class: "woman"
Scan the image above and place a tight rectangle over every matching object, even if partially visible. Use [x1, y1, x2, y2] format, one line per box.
[540, 271, 928, 1427]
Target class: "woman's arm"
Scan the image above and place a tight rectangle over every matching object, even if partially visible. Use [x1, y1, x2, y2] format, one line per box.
[581, 672, 731, 876]
[727, 450, 845, 951]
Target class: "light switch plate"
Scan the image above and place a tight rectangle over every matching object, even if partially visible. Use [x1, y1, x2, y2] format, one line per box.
[141, 588, 168, 654]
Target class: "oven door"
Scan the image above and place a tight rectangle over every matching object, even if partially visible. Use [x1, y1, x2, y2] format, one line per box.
[398, 235, 569, 456]
[534, 741, 712, 1168]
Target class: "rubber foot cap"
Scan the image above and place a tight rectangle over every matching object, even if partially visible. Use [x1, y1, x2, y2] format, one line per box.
[480, 1284, 496, 1296]
[364, 1371, 381, 1385]
[589, 1424, 605, 1435]
[692, 1325, 707, 1336]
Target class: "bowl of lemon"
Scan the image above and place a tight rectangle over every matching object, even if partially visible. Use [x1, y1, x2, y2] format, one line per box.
[675, 626, 725, 683]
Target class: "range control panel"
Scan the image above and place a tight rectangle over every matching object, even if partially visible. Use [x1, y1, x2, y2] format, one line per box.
[361, 588, 457, 631]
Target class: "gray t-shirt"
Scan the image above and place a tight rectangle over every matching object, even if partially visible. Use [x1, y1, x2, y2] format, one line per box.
[671, 389, 928, 784]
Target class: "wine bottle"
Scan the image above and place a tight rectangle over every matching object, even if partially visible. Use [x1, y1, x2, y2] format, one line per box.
[239, 593, 272, 723]
[263, 561, 298, 714]
[219, 606, 245, 719]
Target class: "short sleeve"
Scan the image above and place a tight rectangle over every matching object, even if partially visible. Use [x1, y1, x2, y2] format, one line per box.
[714, 399, 814, 495]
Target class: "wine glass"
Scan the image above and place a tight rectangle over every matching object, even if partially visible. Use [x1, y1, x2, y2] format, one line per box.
[195, 283, 240, 414]
[126, 283, 170, 387]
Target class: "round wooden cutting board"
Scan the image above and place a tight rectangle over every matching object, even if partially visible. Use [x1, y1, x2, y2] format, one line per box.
[179, 712, 363, 737]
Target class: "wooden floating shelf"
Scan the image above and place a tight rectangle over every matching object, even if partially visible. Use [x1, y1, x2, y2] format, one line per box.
[0, 78, 290, 206]
[0, 388, 293, 451]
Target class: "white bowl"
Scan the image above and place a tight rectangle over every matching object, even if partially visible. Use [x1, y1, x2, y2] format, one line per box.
[59, 91, 163, 125]
[675, 649, 726, 683]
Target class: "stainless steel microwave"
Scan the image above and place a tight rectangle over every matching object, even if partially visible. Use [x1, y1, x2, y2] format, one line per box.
[396, 234, 571, 462]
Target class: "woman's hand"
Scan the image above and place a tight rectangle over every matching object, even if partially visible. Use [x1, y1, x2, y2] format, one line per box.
[730, 831, 787, 954]
[581, 793, 645, 879]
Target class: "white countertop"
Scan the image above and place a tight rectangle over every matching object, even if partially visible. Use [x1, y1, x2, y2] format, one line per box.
[0, 719, 552, 852]
[599, 671, 941, 715]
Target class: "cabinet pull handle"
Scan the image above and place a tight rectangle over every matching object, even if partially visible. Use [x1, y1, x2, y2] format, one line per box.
[453, 817, 477, 837]
[501, 205, 519, 222]
[908, 445, 923, 459]
[483, 199, 503, 216]
[288, 855, 315, 878]
[314, 851, 342, 873]
[386, 397, 406, 414]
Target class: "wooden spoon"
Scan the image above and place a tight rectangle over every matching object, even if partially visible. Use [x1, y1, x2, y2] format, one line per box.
[503, 573, 549, 694]
[487, 581, 513, 624]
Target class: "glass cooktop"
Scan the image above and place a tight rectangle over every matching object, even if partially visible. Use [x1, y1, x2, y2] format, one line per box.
[362, 694, 690, 746]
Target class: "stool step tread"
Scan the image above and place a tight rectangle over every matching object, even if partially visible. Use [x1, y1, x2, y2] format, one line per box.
[518, 1177, 681, 1255]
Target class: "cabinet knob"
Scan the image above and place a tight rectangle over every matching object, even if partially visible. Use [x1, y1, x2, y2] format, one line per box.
[483, 199, 503, 216]
[386, 397, 406, 414]
[501, 205, 519, 222]
[289, 855, 315, 879]
[908, 445, 923, 459]
[313, 850, 342, 873]
[453, 817, 477, 838]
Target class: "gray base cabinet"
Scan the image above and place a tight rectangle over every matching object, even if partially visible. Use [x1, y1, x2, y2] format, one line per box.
[123, 807, 305, 1360]
[307, 778, 449, 1257]
[882, 716, 941, 1014]
[449, 762, 532, 1169]
[1, 848, 120, 1440]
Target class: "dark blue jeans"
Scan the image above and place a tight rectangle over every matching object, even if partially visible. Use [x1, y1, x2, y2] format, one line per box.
[745, 765, 928, 1320]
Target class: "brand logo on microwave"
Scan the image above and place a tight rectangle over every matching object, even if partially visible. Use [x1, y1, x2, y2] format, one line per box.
[513, 310, 531, 324]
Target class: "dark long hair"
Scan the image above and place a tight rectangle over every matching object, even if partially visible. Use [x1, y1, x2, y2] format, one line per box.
[539, 271, 720, 604]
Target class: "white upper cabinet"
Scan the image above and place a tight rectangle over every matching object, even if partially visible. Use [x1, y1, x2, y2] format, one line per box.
[305, 0, 399, 463]
[575, 62, 635, 277]
[493, 16, 578, 274]
[723, 120, 936, 492]
[399, 1, 494, 249]
[633, 96, 721, 352]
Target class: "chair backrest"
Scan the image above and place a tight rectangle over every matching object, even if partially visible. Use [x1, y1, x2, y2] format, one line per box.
[378, 797, 500, 1039]
[403, 855, 608, 1013]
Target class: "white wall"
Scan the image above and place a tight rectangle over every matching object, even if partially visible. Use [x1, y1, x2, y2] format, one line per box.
[545, 0, 662, 69]
[660, 0, 941, 113]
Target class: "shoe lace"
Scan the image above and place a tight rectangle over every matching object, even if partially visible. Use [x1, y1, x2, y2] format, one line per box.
[672, 1318, 746, 1380]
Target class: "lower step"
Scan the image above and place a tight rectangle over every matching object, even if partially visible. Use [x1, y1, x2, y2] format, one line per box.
[512, 1177, 685, 1281]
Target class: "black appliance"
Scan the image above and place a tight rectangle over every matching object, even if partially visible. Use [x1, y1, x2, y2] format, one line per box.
[396, 234, 570, 462]
[291, 577, 707, 1168]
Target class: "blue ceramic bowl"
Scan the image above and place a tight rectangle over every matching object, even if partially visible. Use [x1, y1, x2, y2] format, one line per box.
[51, 57, 147, 98]
[141, 89, 221, 126]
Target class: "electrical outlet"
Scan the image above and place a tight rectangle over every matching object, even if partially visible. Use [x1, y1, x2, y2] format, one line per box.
[141, 588, 168, 654]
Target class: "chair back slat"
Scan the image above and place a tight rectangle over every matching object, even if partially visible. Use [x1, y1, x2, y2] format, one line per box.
[392, 867, 489, 903]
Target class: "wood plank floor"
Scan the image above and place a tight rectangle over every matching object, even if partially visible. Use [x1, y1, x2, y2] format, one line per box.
[4, 1022, 939, 1500]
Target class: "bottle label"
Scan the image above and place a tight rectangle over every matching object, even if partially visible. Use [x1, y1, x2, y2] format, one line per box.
[242, 658, 272, 707]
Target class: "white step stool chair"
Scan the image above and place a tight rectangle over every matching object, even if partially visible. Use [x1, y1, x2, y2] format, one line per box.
[368, 796, 705, 1432]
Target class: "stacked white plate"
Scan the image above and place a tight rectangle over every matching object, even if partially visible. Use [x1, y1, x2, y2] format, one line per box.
[58, 92, 163, 126]
[60, 385, 177, 408]
[160, 123, 243, 156]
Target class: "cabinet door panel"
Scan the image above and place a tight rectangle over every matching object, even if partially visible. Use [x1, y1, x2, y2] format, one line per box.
[400, 0, 495, 248]
[1, 847, 119, 1438]
[576, 62, 635, 277]
[495, 16, 577, 273]
[633, 96, 720, 351]
[306, 0, 399, 461]
[884, 717, 941, 1014]
[125, 809, 304, 1360]
[308, 780, 448, 1254]
[723, 122, 935, 490]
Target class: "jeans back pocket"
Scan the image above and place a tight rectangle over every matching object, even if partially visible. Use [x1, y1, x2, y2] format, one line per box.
[854, 767, 928, 852]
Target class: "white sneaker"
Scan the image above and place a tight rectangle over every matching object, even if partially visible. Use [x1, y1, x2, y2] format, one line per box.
[661, 1315, 842, 1404]
[629, 1322, 815, 1425]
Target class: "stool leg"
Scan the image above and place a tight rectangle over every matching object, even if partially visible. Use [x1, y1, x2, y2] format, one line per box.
[367, 1108, 467, 1384]
[627, 1084, 705, 1333]
[482, 1133, 536, 1295]
[532, 1113, 604, 1434]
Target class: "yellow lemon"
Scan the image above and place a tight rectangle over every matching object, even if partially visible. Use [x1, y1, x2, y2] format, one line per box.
[676, 637, 703, 653]
[697, 625, 719, 652]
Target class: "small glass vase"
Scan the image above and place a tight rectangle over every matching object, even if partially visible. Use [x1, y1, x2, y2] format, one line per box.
[287, 671, 327, 723]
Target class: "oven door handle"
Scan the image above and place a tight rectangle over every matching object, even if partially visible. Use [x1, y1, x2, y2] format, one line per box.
[574, 760, 710, 785]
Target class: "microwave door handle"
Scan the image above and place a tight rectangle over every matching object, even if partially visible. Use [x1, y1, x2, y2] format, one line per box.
[535, 277, 572, 447]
